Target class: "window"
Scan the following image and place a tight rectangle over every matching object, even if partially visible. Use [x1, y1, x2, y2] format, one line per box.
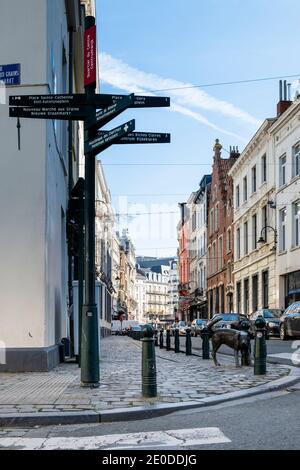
[293, 201, 300, 247]
[244, 221, 248, 255]
[219, 236, 223, 269]
[236, 282, 241, 313]
[252, 214, 257, 250]
[227, 262, 232, 283]
[215, 203, 219, 231]
[212, 242, 216, 273]
[243, 176, 247, 202]
[262, 205, 268, 242]
[244, 278, 249, 315]
[227, 227, 232, 252]
[252, 275, 258, 312]
[292, 142, 300, 178]
[210, 209, 214, 234]
[251, 165, 257, 193]
[261, 154, 267, 183]
[236, 228, 241, 259]
[279, 154, 286, 186]
[208, 246, 211, 275]
[262, 270, 269, 309]
[236, 185, 240, 208]
[279, 208, 286, 252]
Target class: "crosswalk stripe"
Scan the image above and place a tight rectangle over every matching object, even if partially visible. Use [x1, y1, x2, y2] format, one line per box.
[0, 427, 231, 450]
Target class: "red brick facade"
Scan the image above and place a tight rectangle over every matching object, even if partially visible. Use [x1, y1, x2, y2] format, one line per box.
[207, 140, 239, 317]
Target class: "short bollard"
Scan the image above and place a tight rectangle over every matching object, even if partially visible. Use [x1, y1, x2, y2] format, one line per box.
[254, 317, 267, 375]
[141, 324, 157, 398]
[159, 329, 164, 348]
[186, 327, 192, 355]
[174, 328, 180, 353]
[154, 329, 158, 346]
[201, 326, 210, 359]
[166, 329, 171, 350]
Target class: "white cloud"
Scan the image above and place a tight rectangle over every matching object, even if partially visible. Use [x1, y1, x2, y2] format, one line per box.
[99, 52, 261, 141]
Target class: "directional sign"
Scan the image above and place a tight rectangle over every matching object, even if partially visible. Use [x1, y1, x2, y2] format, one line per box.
[84, 25, 96, 87]
[94, 94, 170, 109]
[9, 94, 170, 109]
[97, 131, 171, 145]
[9, 106, 88, 121]
[85, 119, 135, 155]
[9, 94, 88, 107]
[86, 94, 134, 130]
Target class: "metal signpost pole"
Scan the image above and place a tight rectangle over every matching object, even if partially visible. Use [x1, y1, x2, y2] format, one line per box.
[80, 15, 99, 387]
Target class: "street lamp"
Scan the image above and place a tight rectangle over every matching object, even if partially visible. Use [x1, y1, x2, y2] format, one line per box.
[257, 225, 277, 252]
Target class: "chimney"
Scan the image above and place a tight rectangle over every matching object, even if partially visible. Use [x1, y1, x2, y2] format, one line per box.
[229, 145, 240, 159]
[213, 138, 222, 161]
[178, 202, 186, 226]
[277, 80, 292, 116]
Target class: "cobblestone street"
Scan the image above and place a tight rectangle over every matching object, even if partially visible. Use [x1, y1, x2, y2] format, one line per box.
[0, 336, 291, 416]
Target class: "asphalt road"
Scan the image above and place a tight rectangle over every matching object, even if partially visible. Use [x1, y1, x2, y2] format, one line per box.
[174, 335, 300, 367]
[1, 384, 300, 450]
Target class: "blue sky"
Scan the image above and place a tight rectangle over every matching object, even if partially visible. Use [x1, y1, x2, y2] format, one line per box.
[96, 0, 300, 257]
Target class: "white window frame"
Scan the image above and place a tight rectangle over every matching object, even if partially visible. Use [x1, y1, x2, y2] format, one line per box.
[236, 227, 241, 260]
[279, 207, 286, 252]
[261, 154, 267, 183]
[244, 220, 249, 255]
[292, 142, 300, 178]
[279, 154, 286, 187]
[292, 200, 300, 247]
[251, 165, 257, 193]
[243, 176, 248, 202]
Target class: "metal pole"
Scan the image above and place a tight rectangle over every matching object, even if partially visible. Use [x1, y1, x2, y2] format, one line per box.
[141, 325, 157, 398]
[185, 327, 192, 355]
[81, 15, 99, 387]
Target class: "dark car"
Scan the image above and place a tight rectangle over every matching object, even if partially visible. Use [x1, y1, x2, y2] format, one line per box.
[249, 309, 282, 339]
[207, 313, 251, 333]
[279, 302, 300, 340]
[191, 319, 207, 336]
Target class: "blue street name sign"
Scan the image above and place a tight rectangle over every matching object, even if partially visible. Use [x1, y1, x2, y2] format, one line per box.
[0, 64, 21, 85]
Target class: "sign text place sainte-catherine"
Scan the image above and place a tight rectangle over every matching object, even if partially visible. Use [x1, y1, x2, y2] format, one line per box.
[9, 94, 170, 109]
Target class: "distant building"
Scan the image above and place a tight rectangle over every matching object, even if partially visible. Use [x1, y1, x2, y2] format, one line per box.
[135, 269, 148, 324]
[119, 230, 137, 320]
[177, 203, 190, 320]
[207, 140, 239, 317]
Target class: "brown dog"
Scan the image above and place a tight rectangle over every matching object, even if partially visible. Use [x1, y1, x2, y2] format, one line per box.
[211, 329, 252, 367]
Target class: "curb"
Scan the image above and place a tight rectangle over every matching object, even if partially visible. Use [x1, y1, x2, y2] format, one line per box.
[1, 366, 299, 427]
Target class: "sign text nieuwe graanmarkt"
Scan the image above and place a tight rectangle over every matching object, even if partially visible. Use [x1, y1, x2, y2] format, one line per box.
[9, 106, 88, 120]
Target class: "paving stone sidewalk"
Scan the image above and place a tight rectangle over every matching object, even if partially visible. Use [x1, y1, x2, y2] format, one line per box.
[0, 336, 292, 417]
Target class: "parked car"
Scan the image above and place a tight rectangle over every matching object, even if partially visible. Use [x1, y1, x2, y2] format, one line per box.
[191, 319, 207, 336]
[207, 313, 251, 333]
[279, 302, 300, 340]
[248, 309, 282, 339]
[178, 320, 189, 336]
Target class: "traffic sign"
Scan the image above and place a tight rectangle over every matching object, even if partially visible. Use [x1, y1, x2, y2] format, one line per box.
[9, 106, 88, 120]
[85, 119, 135, 154]
[0, 64, 21, 85]
[86, 94, 134, 130]
[9, 93, 170, 109]
[97, 131, 171, 144]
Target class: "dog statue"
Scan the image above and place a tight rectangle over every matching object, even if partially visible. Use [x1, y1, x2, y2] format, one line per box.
[210, 329, 252, 367]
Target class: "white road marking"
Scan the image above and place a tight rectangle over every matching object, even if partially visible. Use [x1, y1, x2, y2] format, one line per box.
[268, 353, 294, 360]
[0, 427, 231, 450]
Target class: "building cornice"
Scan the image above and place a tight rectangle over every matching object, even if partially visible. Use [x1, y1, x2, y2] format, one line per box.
[228, 119, 276, 178]
[269, 98, 300, 134]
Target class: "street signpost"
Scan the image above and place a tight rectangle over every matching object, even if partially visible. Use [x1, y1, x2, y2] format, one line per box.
[8, 15, 171, 389]
[98, 131, 171, 145]
[85, 119, 135, 154]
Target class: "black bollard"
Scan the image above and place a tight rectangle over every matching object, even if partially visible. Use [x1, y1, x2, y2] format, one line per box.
[201, 326, 210, 359]
[185, 327, 192, 355]
[254, 317, 267, 375]
[166, 329, 171, 350]
[159, 329, 164, 348]
[154, 329, 158, 347]
[141, 324, 157, 397]
[174, 328, 180, 353]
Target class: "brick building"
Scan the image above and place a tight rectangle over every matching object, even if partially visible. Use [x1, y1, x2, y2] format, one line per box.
[207, 140, 240, 317]
[177, 203, 190, 320]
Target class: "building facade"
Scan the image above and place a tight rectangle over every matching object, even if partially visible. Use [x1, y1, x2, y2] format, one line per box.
[119, 230, 137, 320]
[271, 96, 300, 308]
[207, 140, 239, 318]
[229, 120, 277, 315]
[177, 203, 190, 320]
[0, 0, 92, 371]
